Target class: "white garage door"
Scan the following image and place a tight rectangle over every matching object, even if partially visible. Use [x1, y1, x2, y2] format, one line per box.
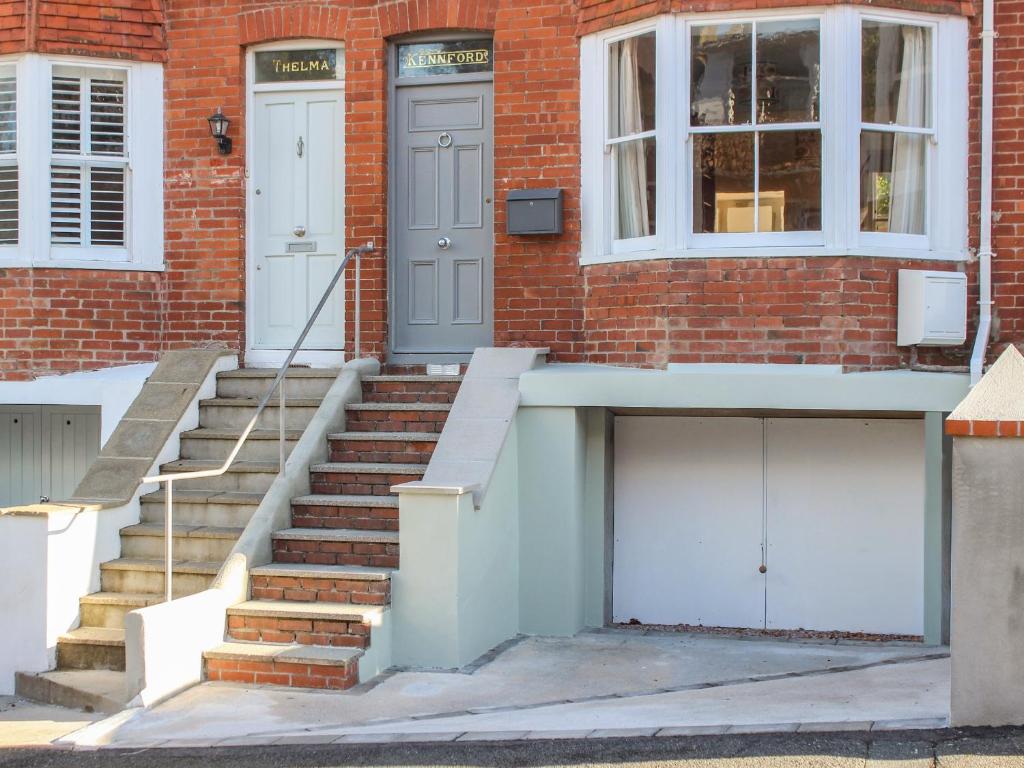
[613, 416, 925, 636]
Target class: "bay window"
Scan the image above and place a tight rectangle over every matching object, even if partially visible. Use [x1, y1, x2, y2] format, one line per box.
[581, 8, 968, 264]
[0, 55, 163, 269]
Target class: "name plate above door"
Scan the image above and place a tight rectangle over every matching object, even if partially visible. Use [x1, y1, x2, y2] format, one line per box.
[398, 39, 493, 78]
[255, 49, 339, 83]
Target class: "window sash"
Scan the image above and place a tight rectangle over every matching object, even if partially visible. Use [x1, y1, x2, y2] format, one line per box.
[584, 8, 962, 262]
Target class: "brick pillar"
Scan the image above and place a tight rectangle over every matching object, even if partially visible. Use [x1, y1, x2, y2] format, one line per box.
[947, 345, 1024, 727]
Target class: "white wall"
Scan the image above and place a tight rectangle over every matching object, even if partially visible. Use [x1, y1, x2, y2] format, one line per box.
[0, 363, 155, 445]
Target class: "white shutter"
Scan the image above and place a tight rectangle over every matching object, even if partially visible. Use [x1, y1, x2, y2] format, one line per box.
[49, 66, 127, 249]
[0, 70, 16, 246]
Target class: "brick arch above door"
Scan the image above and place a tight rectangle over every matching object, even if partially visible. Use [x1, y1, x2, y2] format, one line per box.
[238, 6, 348, 47]
[376, 0, 497, 38]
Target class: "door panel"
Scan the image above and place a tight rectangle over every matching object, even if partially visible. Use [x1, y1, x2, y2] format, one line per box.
[613, 416, 767, 628]
[764, 418, 925, 636]
[394, 82, 493, 353]
[253, 89, 344, 350]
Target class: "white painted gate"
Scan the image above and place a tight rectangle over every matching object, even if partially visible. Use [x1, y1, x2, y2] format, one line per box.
[251, 88, 344, 350]
[0, 405, 101, 507]
[613, 416, 925, 636]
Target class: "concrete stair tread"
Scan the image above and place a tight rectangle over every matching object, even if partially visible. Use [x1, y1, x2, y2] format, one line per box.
[15, 669, 129, 715]
[205, 641, 361, 667]
[273, 527, 399, 544]
[142, 489, 264, 505]
[328, 431, 440, 442]
[181, 428, 303, 441]
[346, 402, 451, 411]
[251, 563, 392, 581]
[160, 459, 279, 474]
[310, 462, 427, 474]
[101, 558, 222, 575]
[79, 591, 163, 608]
[291, 494, 399, 508]
[362, 375, 463, 382]
[59, 626, 125, 647]
[228, 599, 384, 622]
[122, 522, 244, 540]
[201, 397, 323, 408]
[219, 368, 340, 379]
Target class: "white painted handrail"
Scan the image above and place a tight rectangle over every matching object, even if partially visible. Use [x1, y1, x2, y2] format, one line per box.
[143, 242, 374, 602]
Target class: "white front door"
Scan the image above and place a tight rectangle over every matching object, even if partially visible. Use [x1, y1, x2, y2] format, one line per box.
[252, 88, 344, 350]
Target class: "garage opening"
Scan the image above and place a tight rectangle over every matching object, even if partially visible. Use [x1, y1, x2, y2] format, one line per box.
[612, 415, 926, 639]
[0, 405, 101, 507]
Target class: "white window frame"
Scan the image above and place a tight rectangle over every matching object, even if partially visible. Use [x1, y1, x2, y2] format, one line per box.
[581, 7, 969, 265]
[0, 53, 163, 271]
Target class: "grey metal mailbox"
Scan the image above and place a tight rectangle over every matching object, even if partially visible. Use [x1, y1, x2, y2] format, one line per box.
[507, 188, 563, 235]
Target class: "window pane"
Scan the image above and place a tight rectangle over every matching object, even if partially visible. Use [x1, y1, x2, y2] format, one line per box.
[691, 24, 752, 127]
[50, 164, 82, 245]
[0, 164, 16, 245]
[758, 131, 821, 232]
[90, 79, 125, 156]
[90, 166, 126, 246]
[693, 133, 754, 233]
[609, 32, 655, 139]
[615, 138, 655, 239]
[0, 74, 15, 153]
[862, 21, 931, 127]
[861, 131, 926, 235]
[756, 20, 820, 124]
[52, 76, 82, 154]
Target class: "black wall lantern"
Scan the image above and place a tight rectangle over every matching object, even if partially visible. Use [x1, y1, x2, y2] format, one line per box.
[207, 107, 232, 155]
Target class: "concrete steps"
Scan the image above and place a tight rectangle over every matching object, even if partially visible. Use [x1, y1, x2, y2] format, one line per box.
[178, 428, 301, 462]
[140, 489, 262, 527]
[215, 368, 340, 399]
[80, 592, 163, 629]
[119, 523, 243, 561]
[200, 398, 322, 432]
[56, 627, 125, 671]
[15, 669, 131, 715]
[99, 558, 221, 596]
[157, 460, 280, 493]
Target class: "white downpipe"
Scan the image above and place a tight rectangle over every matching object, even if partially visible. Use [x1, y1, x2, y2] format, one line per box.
[971, 0, 996, 386]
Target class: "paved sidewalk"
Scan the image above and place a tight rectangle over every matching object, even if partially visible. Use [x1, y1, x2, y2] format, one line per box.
[57, 631, 950, 750]
[0, 696, 99, 748]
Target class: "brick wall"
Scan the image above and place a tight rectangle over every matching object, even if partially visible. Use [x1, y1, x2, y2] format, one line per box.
[5, 0, 1023, 380]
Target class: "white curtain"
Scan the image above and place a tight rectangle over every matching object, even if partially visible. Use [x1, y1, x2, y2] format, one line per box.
[889, 26, 927, 234]
[616, 37, 650, 239]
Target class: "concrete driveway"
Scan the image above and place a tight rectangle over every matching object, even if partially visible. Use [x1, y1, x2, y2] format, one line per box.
[58, 630, 949, 749]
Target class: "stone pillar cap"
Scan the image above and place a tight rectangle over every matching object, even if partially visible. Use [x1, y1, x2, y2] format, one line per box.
[947, 345, 1024, 436]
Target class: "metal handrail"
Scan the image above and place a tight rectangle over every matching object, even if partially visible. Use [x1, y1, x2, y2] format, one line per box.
[143, 242, 375, 602]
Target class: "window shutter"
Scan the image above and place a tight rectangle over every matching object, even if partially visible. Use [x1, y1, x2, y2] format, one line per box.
[50, 67, 127, 248]
[0, 72, 16, 246]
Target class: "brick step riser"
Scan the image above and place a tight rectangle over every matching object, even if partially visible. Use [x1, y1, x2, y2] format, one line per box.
[141, 501, 258, 528]
[205, 657, 358, 690]
[226, 615, 370, 649]
[178, 436, 297, 463]
[101, 569, 214, 597]
[168, 472, 277, 494]
[120, 534, 237, 562]
[309, 472, 423, 497]
[345, 413, 448, 433]
[57, 643, 125, 672]
[216, 377, 336, 400]
[80, 602, 151, 630]
[200, 404, 318, 433]
[273, 539, 399, 569]
[361, 382, 461, 403]
[250, 574, 390, 606]
[328, 439, 436, 465]
[290, 505, 398, 532]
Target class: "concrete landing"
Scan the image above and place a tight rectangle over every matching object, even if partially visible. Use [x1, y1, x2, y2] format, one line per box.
[61, 631, 950, 749]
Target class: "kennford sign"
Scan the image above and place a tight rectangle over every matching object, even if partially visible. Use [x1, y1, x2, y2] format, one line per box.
[398, 40, 493, 77]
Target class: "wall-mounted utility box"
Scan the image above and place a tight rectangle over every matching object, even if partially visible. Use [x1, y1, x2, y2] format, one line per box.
[897, 269, 968, 347]
[507, 188, 563, 235]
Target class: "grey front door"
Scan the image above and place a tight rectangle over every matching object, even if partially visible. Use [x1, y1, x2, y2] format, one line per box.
[393, 81, 493, 354]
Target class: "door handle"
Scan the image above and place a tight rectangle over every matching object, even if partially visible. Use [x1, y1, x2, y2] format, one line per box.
[294, 226, 306, 238]
[437, 236, 452, 250]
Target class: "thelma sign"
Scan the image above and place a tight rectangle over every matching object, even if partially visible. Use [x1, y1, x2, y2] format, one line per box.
[397, 40, 493, 77]
[255, 49, 339, 83]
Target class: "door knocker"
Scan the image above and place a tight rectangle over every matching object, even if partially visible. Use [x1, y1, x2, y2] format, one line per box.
[437, 132, 453, 148]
